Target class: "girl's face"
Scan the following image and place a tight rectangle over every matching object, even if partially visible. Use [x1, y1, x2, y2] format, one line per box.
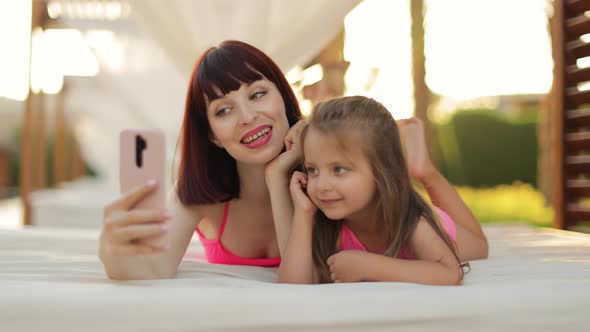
[206, 79, 289, 165]
[303, 128, 377, 222]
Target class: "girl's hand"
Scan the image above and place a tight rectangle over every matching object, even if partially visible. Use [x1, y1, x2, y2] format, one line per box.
[265, 120, 307, 179]
[99, 181, 170, 257]
[289, 171, 317, 215]
[327, 250, 370, 283]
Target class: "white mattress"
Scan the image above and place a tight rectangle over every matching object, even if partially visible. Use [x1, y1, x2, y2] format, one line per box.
[1, 225, 589, 331]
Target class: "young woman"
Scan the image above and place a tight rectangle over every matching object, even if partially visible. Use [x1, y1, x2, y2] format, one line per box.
[99, 40, 305, 279]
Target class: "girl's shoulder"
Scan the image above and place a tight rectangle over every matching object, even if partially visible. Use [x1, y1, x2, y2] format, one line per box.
[430, 207, 457, 241]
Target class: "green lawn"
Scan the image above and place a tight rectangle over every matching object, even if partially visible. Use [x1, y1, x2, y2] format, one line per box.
[456, 183, 553, 227]
[418, 182, 554, 228]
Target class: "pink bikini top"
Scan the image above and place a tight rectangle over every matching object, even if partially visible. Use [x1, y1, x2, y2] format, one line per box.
[340, 206, 457, 259]
[195, 202, 281, 267]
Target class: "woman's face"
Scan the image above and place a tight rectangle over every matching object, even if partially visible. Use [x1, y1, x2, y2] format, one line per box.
[206, 79, 289, 165]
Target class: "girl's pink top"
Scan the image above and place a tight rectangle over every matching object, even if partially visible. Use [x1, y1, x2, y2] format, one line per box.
[339, 207, 457, 259]
[195, 202, 281, 267]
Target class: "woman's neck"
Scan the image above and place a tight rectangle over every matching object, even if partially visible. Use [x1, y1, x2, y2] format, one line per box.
[236, 162, 270, 200]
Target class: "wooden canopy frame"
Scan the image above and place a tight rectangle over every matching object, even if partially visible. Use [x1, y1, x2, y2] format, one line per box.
[551, 0, 590, 230]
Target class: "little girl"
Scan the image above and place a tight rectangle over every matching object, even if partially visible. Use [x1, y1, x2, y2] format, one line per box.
[278, 96, 488, 285]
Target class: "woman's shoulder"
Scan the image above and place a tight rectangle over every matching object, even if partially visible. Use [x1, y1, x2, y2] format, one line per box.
[167, 187, 225, 220]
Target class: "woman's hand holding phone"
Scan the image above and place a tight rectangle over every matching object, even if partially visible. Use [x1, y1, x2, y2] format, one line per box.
[99, 129, 169, 257]
[100, 181, 170, 257]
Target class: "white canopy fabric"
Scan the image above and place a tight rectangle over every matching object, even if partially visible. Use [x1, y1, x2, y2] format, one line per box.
[65, 0, 361, 190]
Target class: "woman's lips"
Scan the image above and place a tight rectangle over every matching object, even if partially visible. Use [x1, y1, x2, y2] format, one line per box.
[242, 128, 273, 149]
[240, 125, 271, 142]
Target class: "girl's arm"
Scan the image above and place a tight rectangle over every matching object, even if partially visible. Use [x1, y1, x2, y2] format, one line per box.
[361, 219, 462, 285]
[99, 185, 199, 280]
[277, 171, 319, 284]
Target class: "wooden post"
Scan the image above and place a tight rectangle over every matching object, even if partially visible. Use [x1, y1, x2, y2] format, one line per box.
[71, 139, 86, 180]
[20, 0, 47, 226]
[20, 91, 34, 226]
[54, 84, 68, 187]
[551, 0, 565, 229]
[33, 94, 46, 190]
[410, 0, 438, 166]
[301, 29, 349, 106]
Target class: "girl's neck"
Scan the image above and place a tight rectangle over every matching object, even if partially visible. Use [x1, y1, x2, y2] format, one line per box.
[236, 162, 270, 200]
[343, 206, 382, 236]
[344, 211, 389, 254]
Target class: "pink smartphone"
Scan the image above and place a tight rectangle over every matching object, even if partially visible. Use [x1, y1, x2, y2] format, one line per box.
[120, 129, 166, 210]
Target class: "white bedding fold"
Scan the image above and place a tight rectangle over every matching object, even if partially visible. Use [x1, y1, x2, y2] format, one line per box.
[1, 225, 589, 331]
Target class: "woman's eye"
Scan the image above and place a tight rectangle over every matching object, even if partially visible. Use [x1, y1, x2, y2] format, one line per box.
[251, 91, 266, 100]
[215, 107, 231, 117]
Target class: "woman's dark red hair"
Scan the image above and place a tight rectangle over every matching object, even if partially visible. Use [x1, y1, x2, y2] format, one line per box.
[176, 40, 302, 205]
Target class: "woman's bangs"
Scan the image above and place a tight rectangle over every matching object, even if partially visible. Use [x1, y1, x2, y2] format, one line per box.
[197, 49, 264, 102]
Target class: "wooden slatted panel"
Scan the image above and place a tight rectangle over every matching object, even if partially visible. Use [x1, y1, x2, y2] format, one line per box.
[567, 203, 590, 221]
[566, 39, 590, 58]
[566, 108, 590, 128]
[566, 155, 590, 175]
[566, 131, 590, 152]
[566, 65, 590, 84]
[559, 0, 590, 229]
[567, 179, 590, 197]
[566, 15, 590, 37]
[566, 0, 590, 16]
[560, 0, 589, 227]
[567, 88, 590, 106]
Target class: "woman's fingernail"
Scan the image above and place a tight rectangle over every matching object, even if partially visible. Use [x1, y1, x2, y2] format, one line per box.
[145, 179, 156, 187]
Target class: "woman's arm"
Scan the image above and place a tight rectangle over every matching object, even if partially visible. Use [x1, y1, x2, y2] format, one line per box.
[277, 211, 319, 284]
[277, 171, 319, 284]
[266, 174, 294, 257]
[266, 120, 307, 256]
[99, 185, 199, 280]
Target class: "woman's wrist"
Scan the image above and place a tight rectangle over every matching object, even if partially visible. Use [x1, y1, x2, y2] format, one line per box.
[265, 165, 291, 183]
[265, 170, 290, 189]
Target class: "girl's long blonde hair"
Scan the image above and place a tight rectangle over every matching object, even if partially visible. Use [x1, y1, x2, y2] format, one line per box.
[303, 96, 462, 283]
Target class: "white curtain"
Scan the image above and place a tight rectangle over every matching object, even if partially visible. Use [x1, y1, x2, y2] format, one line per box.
[70, 0, 361, 189]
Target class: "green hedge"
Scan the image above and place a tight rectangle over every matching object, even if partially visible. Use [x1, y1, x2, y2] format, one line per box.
[435, 109, 538, 188]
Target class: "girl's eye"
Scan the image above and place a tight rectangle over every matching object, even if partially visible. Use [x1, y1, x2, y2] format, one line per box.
[215, 107, 231, 117]
[251, 91, 266, 100]
[334, 166, 347, 174]
[306, 167, 318, 175]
